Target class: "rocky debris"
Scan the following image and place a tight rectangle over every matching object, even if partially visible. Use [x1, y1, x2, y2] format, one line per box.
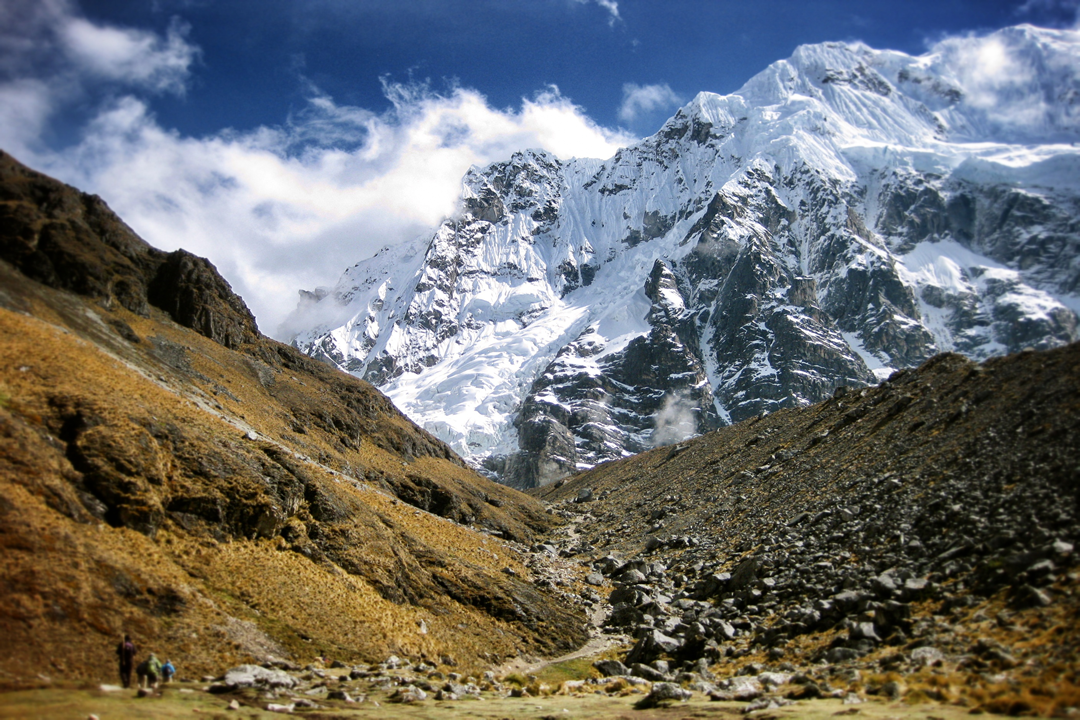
[534, 343, 1080, 712]
[221, 664, 298, 690]
[190, 654, 716, 712]
[592, 659, 628, 677]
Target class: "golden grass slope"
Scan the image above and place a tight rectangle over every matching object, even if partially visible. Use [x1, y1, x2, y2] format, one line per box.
[0, 261, 588, 684]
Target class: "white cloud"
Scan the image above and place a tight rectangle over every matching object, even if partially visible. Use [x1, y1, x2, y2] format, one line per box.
[569, 0, 621, 26]
[651, 391, 698, 447]
[0, 79, 55, 153]
[1015, 0, 1080, 28]
[0, 0, 198, 158]
[618, 82, 682, 124]
[17, 81, 631, 339]
[59, 15, 197, 93]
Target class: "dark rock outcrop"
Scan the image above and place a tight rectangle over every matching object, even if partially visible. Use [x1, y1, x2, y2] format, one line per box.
[0, 150, 259, 348]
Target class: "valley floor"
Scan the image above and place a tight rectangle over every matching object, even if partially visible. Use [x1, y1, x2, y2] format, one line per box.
[0, 680, 1021, 719]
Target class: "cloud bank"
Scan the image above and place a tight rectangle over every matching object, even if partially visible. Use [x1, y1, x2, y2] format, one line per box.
[926, 24, 1080, 143]
[0, 1, 632, 339]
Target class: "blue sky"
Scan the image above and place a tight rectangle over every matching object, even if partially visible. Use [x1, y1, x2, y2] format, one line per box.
[69, 0, 1077, 136]
[1, 0, 1078, 337]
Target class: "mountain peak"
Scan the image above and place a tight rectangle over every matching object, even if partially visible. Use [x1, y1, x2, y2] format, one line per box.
[293, 26, 1080, 488]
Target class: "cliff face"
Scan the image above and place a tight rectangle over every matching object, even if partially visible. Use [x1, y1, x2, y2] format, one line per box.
[292, 27, 1080, 488]
[0, 151, 590, 682]
[0, 151, 260, 349]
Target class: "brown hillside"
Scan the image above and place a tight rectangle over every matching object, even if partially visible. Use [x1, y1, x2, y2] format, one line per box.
[0, 151, 589, 684]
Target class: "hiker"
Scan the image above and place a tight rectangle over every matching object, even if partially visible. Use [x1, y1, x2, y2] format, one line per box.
[161, 658, 175, 683]
[135, 653, 162, 689]
[115, 634, 136, 688]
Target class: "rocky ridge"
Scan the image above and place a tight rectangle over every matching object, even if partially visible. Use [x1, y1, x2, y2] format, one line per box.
[292, 25, 1080, 488]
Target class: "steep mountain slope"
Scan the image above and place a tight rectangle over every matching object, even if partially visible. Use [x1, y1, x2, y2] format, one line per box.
[0, 151, 589, 682]
[536, 342, 1080, 715]
[292, 25, 1080, 488]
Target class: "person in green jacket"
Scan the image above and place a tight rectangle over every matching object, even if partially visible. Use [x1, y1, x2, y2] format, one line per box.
[135, 653, 163, 689]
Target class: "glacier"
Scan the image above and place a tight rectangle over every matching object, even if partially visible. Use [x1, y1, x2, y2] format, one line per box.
[290, 25, 1080, 488]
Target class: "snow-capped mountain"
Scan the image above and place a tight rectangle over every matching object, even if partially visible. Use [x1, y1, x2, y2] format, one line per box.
[291, 25, 1080, 488]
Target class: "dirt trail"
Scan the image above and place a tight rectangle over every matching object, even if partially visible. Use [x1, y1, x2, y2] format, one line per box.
[496, 511, 628, 678]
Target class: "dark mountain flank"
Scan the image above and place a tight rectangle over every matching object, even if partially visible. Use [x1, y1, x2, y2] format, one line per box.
[0, 151, 590, 682]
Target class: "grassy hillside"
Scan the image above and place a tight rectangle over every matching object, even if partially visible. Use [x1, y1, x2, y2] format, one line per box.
[0, 151, 589, 684]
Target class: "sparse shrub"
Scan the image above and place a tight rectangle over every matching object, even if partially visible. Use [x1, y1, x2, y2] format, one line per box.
[604, 677, 629, 694]
[502, 672, 527, 687]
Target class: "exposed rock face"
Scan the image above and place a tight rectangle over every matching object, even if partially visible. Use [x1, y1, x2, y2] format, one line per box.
[147, 250, 259, 349]
[0, 150, 260, 348]
[291, 27, 1080, 488]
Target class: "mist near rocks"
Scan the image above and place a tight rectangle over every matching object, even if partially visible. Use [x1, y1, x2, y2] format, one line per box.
[651, 391, 699, 448]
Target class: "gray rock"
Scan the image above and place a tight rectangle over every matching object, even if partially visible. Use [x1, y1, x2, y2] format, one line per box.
[265, 703, 295, 713]
[758, 672, 791, 688]
[635, 681, 692, 708]
[714, 619, 737, 640]
[850, 621, 880, 642]
[223, 664, 297, 689]
[1012, 583, 1052, 608]
[711, 676, 764, 701]
[622, 626, 678, 669]
[593, 659, 629, 677]
[630, 663, 668, 681]
[910, 646, 944, 667]
[729, 558, 759, 592]
[872, 573, 898, 597]
[825, 647, 860, 664]
[742, 696, 793, 713]
[390, 685, 427, 703]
